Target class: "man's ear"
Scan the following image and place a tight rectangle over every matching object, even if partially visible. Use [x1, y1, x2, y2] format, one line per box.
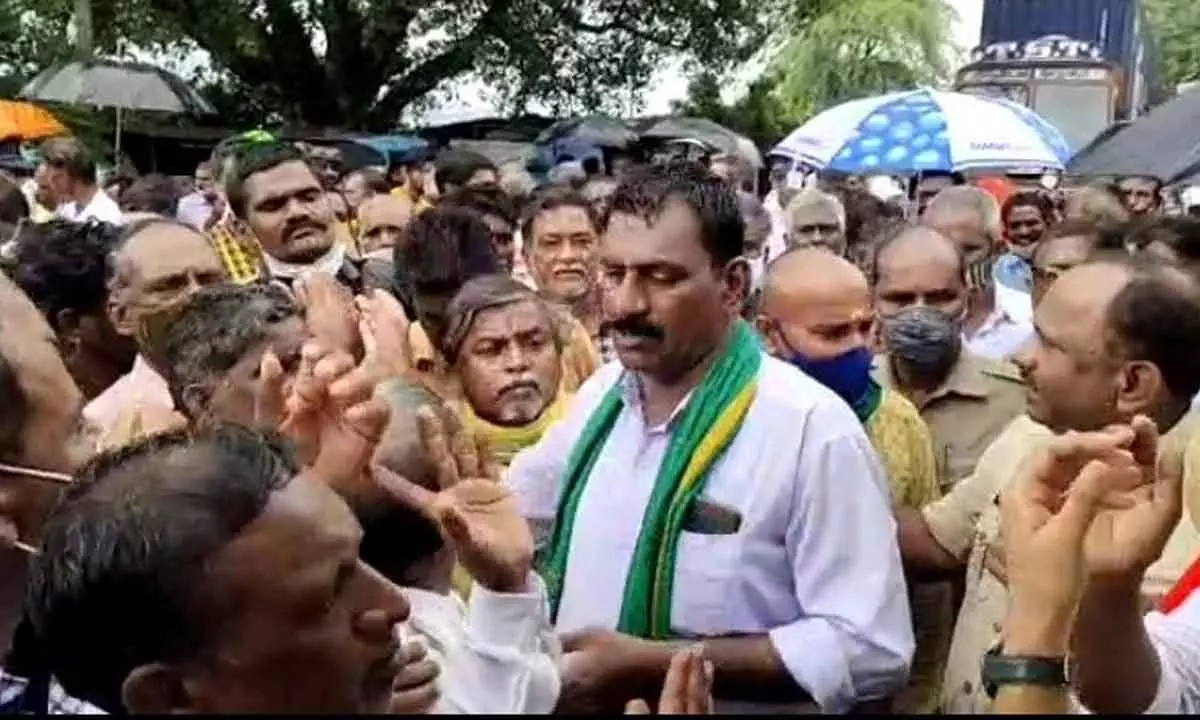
[180, 384, 210, 423]
[721, 258, 751, 314]
[122, 662, 199, 714]
[1116, 360, 1163, 420]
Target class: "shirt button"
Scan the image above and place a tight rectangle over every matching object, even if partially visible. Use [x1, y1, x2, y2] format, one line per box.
[992, 622, 1003, 634]
[963, 681, 973, 695]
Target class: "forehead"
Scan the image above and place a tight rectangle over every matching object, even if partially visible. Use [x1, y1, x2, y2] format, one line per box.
[925, 212, 986, 246]
[767, 278, 870, 325]
[1008, 204, 1043, 220]
[876, 238, 961, 290]
[1037, 265, 1126, 341]
[467, 299, 553, 339]
[244, 161, 321, 202]
[208, 474, 361, 595]
[359, 200, 411, 227]
[1036, 235, 1093, 268]
[1119, 177, 1156, 190]
[123, 227, 222, 278]
[601, 203, 709, 268]
[532, 205, 594, 235]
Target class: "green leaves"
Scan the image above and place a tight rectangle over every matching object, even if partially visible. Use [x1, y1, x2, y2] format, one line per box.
[1144, 0, 1200, 91]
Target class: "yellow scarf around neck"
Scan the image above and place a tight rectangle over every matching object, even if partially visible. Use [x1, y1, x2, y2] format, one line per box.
[462, 393, 569, 466]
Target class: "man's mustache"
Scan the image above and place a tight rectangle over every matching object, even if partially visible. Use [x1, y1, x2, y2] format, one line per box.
[284, 218, 326, 239]
[608, 317, 664, 341]
[499, 379, 541, 396]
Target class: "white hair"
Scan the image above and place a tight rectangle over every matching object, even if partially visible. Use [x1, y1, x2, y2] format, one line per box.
[784, 188, 846, 231]
[924, 185, 1001, 240]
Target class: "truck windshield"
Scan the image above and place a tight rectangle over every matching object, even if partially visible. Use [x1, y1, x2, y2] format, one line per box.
[957, 83, 1030, 105]
[1030, 83, 1111, 155]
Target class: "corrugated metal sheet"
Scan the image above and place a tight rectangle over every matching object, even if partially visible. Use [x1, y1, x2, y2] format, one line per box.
[981, 0, 1138, 65]
[979, 0, 1163, 112]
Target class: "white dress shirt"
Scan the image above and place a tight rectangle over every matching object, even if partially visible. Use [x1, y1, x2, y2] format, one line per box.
[963, 306, 1033, 363]
[57, 189, 123, 224]
[404, 577, 562, 715]
[1103, 589, 1200, 713]
[176, 191, 214, 230]
[507, 356, 914, 713]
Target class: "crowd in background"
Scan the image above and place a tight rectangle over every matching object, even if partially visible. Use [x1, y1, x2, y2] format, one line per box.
[0, 129, 1197, 715]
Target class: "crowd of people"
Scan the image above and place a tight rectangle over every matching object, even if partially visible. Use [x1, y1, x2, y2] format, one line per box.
[0, 128, 1198, 715]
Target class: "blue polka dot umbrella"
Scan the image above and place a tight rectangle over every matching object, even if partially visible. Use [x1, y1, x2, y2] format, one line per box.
[772, 88, 1073, 174]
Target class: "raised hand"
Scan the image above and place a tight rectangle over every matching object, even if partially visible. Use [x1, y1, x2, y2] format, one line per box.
[1001, 425, 1143, 632]
[626, 646, 714, 715]
[374, 407, 532, 593]
[295, 272, 362, 358]
[260, 340, 390, 494]
[356, 289, 414, 382]
[1082, 415, 1186, 586]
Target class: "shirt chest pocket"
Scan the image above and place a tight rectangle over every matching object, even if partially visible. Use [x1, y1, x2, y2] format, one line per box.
[670, 531, 743, 636]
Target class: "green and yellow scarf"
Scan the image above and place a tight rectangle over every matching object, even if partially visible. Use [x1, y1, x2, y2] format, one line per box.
[538, 321, 762, 639]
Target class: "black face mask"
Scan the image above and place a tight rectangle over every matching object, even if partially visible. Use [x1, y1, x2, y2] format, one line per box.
[881, 305, 963, 379]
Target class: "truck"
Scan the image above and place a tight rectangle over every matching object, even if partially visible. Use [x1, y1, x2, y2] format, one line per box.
[952, 0, 1166, 155]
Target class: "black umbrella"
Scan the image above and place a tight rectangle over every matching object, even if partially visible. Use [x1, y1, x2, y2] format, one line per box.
[20, 59, 216, 158]
[634, 116, 763, 168]
[534, 115, 638, 149]
[1068, 87, 1200, 184]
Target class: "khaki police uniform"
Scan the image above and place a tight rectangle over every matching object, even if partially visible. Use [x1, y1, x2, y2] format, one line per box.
[874, 352, 1026, 491]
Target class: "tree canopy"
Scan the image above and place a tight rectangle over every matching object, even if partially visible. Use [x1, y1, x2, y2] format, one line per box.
[4, 0, 781, 130]
[1145, 0, 1200, 90]
[674, 0, 956, 148]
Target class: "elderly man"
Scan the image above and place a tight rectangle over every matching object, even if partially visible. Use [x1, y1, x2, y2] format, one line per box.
[89, 218, 227, 448]
[756, 246, 942, 713]
[871, 226, 1025, 488]
[358, 193, 415, 257]
[509, 164, 913, 714]
[923, 186, 1033, 361]
[394, 207, 599, 403]
[519, 187, 607, 358]
[784, 187, 847, 256]
[441, 275, 568, 466]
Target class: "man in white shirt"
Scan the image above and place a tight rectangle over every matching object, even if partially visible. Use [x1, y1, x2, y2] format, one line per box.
[923, 186, 1033, 362]
[35, 137, 122, 225]
[508, 164, 913, 714]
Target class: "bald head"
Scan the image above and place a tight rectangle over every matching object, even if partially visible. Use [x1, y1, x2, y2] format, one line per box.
[764, 246, 868, 309]
[757, 247, 874, 365]
[871, 226, 969, 320]
[358, 193, 415, 253]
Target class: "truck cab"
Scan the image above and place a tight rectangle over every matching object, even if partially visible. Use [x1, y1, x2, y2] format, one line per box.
[954, 35, 1120, 155]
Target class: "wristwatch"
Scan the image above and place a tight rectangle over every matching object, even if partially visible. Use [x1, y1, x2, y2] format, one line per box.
[981, 644, 1069, 699]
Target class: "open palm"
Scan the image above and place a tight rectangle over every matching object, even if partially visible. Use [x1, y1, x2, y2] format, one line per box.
[375, 407, 533, 593]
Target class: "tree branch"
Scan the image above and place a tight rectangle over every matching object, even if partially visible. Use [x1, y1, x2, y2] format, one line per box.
[368, 0, 514, 126]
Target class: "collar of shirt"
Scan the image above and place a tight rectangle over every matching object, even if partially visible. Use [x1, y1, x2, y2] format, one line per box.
[873, 351, 994, 406]
[263, 242, 346, 280]
[615, 369, 697, 434]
